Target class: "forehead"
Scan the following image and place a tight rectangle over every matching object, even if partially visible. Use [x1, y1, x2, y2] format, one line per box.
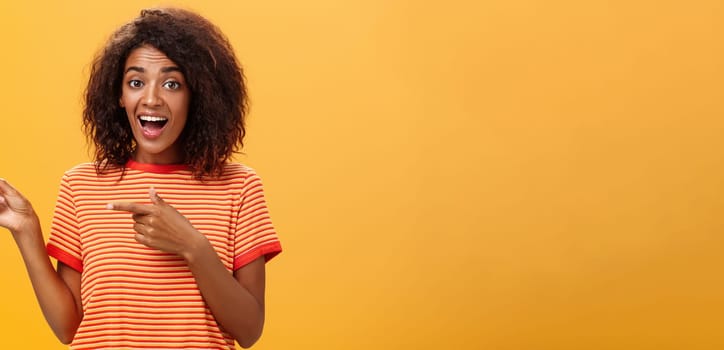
[124, 45, 179, 69]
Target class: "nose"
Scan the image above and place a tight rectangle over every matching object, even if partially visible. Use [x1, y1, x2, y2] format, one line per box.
[141, 84, 162, 107]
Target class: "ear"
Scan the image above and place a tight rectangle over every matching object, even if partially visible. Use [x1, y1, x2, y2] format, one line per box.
[119, 98, 124, 108]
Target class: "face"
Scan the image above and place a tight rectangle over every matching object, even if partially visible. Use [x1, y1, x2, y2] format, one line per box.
[120, 45, 190, 164]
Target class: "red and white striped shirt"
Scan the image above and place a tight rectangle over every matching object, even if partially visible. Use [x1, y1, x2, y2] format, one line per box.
[47, 160, 282, 349]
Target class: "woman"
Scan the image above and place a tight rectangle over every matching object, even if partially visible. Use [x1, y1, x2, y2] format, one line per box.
[0, 7, 281, 349]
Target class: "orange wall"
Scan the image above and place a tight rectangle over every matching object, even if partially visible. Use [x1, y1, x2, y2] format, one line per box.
[1, 1, 723, 349]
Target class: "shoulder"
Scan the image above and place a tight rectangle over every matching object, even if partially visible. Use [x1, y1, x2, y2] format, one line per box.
[61, 162, 122, 181]
[213, 163, 269, 192]
[61, 163, 97, 180]
[64, 162, 96, 175]
[220, 163, 261, 180]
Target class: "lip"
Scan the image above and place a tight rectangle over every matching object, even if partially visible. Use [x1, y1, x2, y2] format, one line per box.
[137, 113, 169, 139]
[137, 110, 168, 119]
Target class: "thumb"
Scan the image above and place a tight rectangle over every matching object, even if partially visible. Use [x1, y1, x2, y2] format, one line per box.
[149, 187, 165, 206]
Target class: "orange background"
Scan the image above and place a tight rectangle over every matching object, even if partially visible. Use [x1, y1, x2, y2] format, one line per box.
[1, 1, 723, 349]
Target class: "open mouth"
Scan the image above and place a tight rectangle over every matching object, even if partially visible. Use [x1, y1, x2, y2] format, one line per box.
[139, 115, 168, 128]
[138, 115, 168, 137]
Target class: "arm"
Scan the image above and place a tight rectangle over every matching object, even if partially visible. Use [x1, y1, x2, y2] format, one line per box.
[186, 247, 266, 348]
[0, 179, 82, 344]
[109, 189, 266, 348]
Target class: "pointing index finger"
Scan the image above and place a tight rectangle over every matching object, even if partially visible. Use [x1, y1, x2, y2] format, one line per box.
[107, 202, 153, 214]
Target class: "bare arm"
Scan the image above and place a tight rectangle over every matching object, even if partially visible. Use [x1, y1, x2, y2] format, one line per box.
[109, 189, 266, 348]
[186, 248, 266, 348]
[0, 179, 82, 344]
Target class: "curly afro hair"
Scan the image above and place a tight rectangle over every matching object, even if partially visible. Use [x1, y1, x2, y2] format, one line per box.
[83, 7, 247, 179]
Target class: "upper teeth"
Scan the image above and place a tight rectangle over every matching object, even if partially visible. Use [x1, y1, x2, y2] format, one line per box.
[139, 115, 167, 122]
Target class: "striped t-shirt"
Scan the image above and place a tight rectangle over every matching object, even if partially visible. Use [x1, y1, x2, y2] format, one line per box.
[46, 160, 282, 349]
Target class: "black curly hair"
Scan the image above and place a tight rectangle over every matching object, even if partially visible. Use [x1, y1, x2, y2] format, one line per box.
[83, 7, 247, 179]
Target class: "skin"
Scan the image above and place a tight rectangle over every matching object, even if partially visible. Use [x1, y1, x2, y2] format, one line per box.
[120, 45, 190, 164]
[0, 45, 267, 348]
[0, 180, 82, 344]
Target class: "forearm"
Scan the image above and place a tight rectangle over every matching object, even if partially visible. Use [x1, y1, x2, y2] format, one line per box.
[13, 224, 82, 344]
[185, 241, 264, 348]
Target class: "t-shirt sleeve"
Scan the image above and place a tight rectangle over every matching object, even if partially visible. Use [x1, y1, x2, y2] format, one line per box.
[233, 170, 282, 270]
[46, 173, 83, 272]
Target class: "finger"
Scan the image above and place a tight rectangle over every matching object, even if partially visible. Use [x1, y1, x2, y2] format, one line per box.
[149, 187, 165, 206]
[134, 232, 150, 246]
[132, 213, 150, 223]
[107, 202, 154, 214]
[0, 178, 18, 196]
[133, 222, 146, 234]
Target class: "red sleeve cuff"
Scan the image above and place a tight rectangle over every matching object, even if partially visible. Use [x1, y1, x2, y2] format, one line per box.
[233, 241, 282, 271]
[47, 243, 83, 273]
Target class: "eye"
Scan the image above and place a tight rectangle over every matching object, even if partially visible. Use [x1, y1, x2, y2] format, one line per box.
[128, 80, 143, 88]
[163, 81, 182, 90]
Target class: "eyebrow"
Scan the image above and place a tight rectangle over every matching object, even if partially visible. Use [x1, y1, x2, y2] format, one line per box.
[124, 66, 182, 74]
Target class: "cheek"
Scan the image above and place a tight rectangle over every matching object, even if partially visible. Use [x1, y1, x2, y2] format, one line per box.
[122, 104, 134, 120]
[173, 95, 191, 122]
[119, 91, 133, 110]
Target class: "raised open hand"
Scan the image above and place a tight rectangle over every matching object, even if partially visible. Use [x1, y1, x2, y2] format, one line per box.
[0, 178, 40, 235]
